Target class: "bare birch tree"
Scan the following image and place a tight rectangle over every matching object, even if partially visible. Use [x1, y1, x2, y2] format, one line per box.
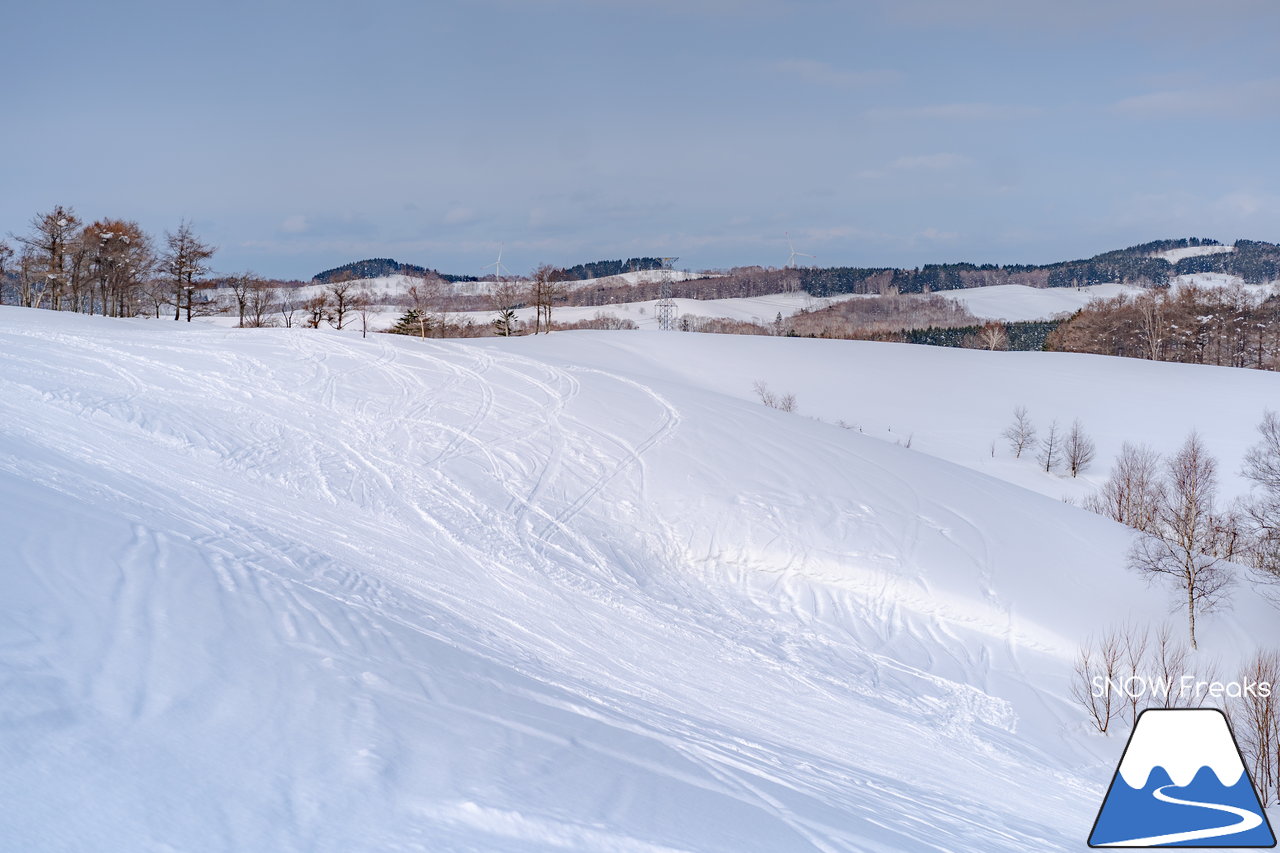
[1002, 406, 1036, 459]
[1233, 650, 1280, 806]
[1129, 432, 1234, 649]
[1084, 442, 1163, 531]
[1072, 628, 1123, 734]
[1243, 411, 1280, 584]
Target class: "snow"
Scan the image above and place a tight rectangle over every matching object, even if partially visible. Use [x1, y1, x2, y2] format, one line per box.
[1117, 711, 1244, 789]
[472, 330, 1279, 503]
[935, 283, 1141, 322]
[457, 291, 859, 330]
[1155, 245, 1234, 264]
[1, 308, 1276, 851]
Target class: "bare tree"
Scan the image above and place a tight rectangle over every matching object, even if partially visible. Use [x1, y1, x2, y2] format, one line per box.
[489, 280, 522, 337]
[1120, 624, 1149, 728]
[405, 277, 445, 338]
[276, 288, 299, 328]
[228, 271, 264, 327]
[82, 220, 153, 318]
[977, 321, 1009, 351]
[1038, 419, 1062, 473]
[326, 275, 358, 330]
[243, 278, 275, 328]
[1071, 628, 1123, 734]
[752, 380, 797, 413]
[1151, 623, 1191, 709]
[160, 220, 215, 322]
[1129, 432, 1235, 649]
[16, 205, 81, 311]
[0, 240, 13, 305]
[351, 287, 373, 338]
[1084, 442, 1163, 531]
[302, 293, 330, 329]
[1002, 405, 1036, 459]
[1065, 419, 1097, 478]
[530, 264, 566, 334]
[1233, 650, 1280, 806]
[1243, 411, 1280, 584]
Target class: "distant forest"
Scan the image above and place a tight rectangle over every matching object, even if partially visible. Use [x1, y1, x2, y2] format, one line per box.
[310, 241, 1280, 296]
[791, 238, 1280, 296]
[561, 258, 666, 280]
[312, 258, 477, 284]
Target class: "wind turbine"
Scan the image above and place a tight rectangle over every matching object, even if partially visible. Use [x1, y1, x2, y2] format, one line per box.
[786, 232, 815, 268]
[483, 244, 510, 281]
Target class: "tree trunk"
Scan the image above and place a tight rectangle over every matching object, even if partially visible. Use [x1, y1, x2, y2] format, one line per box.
[1188, 582, 1197, 650]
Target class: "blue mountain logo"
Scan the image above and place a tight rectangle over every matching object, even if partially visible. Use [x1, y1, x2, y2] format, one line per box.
[1089, 708, 1276, 848]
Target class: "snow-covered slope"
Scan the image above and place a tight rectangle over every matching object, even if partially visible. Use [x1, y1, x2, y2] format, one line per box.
[457, 291, 859, 330]
[1155, 245, 1234, 264]
[935, 283, 1140, 322]
[1, 309, 1274, 851]
[472, 330, 1280, 503]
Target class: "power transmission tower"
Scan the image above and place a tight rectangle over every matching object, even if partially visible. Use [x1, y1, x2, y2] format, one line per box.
[655, 257, 678, 332]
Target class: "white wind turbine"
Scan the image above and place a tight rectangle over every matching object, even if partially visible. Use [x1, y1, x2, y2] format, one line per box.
[786, 232, 815, 268]
[483, 244, 510, 281]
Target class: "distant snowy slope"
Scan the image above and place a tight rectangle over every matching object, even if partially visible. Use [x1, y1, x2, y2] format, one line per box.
[456, 291, 860, 330]
[1, 309, 1274, 851]
[935, 283, 1140, 322]
[1155, 244, 1234, 264]
[466, 331, 1280, 505]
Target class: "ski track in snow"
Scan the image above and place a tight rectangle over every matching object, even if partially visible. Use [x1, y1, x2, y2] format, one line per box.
[3, 312, 1275, 851]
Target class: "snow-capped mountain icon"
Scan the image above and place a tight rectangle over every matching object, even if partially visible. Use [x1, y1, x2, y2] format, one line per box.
[1089, 708, 1276, 848]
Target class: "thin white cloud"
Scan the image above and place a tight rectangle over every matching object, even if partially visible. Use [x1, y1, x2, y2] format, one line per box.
[1111, 78, 1280, 119]
[279, 215, 309, 234]
[858, 152, 970, 179]
[866, 102, 1042, 121]
[770, 59, 899, 90]
[443, 207, 477, 225]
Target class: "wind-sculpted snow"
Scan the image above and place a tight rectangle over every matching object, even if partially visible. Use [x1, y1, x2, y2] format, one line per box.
[0, 309, 1273, 851]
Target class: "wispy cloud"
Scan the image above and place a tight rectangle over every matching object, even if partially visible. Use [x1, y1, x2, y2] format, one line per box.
[857, 152, 970, 180]
[443, 207, 477, 226]
[1111, 78, 1280, 119]
[866, 102, 1042, 121]
[770, 59, 899, 90]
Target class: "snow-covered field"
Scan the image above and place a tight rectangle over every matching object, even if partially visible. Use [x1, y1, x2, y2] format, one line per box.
[228, 266, 1275, 336]
[3, 309, 1276, 851]
[934, 283, 1140, 323]
[456, 291, 859, 331]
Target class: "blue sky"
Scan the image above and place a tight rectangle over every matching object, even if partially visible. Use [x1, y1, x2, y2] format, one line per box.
[4, 0, 1279, 279]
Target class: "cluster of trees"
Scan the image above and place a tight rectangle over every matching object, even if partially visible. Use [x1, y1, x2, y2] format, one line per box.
[1176, 240, 1280, 284]
[1077, 626, 1280, 804]
[904, 320, 1060, 351]
[1047, 284, 1280, 371]
[784, 293, 979, 337]
[0, 206, 221, 321]
[1000, 406, 1096, 476]
[560, 257, 665, 281]
[1071, 622, 1280, 806]
[1080, 417, 1280, 650]
[752, 380, 798, 413]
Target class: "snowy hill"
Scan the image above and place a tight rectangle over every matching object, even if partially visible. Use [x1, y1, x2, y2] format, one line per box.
[1, 308, 1275, 851]
[1155, 244, 1235, 264]
[933, 283, 1140, 322]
